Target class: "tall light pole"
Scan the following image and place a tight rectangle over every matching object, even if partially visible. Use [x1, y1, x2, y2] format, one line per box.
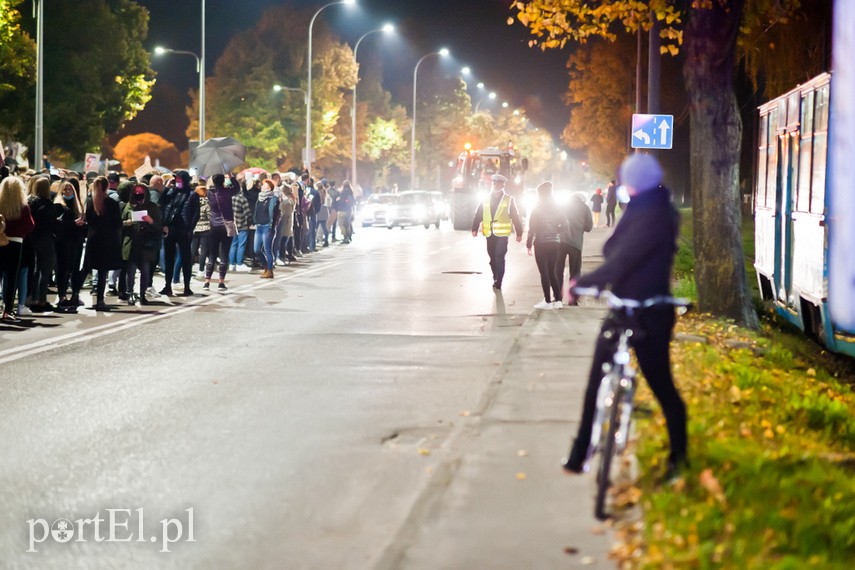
[410, 47, 449, 191]
[307, 0, 356, 175]
[34, 0, 44, 169]
[351, 23, 394, 192]
[200, 0, 206, 142]
[154, 46, 203, 144]
[474, 91, 496, 113]
[273, 85, 309, 120]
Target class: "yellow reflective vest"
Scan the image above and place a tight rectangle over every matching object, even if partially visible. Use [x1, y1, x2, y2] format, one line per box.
[482, 194, 513, 237]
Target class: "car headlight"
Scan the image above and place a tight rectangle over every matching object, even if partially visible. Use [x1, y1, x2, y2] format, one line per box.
[413, 205, 427, 219]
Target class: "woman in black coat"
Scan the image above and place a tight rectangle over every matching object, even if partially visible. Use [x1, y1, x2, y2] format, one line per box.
[71, 176, 123, 311]
[54, 179, 87, 311]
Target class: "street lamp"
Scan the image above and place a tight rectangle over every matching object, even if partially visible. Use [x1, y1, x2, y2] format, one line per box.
[154, 46, 205, 143]
[502, 101, 509, 108]
[476, 82, 484, 89]
[307, 0, 356, 175]
[410, 47, 449, 190]
[461, 66, 471, 75]
[352, 23, 394, 192]
[474, 91, 496, 113]
[34, 0, 44, 169]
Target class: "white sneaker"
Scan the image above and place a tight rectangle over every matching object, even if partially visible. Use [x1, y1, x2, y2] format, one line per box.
[534, 300, 554, 310]
[17, 306, 34, 316]
[229, 264, 236, 272]
[195, 270, 206, 280]
[236, 264, 251, 273]
[552, 300, 563, 309]
[146, 287, 161, 299]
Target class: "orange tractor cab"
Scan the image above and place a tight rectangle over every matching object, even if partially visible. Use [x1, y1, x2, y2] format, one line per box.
[450, 143, 528, 230]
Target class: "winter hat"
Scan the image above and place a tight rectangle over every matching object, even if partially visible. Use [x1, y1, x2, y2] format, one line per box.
[618, 153, 662, 193]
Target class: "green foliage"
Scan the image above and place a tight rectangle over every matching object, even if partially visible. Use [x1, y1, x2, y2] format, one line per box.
[622, 312, 855, 567]
[41, 0, 155, 157]
[414, 76, 472, 188]
[0, 0, 36, 142]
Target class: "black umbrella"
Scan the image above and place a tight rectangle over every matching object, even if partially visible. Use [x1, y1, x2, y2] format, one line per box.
[189, 137, 247, 177]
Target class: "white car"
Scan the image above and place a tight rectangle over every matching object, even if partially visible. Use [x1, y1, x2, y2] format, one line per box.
[359, 194, 397, 227]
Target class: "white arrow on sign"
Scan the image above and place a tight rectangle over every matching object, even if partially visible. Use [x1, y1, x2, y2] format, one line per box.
[633, 129, 650, 145]
[658, 119, 670, 145]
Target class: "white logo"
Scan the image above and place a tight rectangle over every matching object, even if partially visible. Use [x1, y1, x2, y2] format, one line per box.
[50, 519, 74, 543]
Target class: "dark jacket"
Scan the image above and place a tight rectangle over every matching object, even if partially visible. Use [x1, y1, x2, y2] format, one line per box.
[27, 196, 59, 240]
[606, 184, 617, 207]
[208, 186, 236, 227]
[55, 200, 86, 245]
[122, 197, 163, 263]
[590, 193, 604, 213]
[162, 187, 200, 235]
[526, 198, 569, 248]
[83, 198, 123, 270]
[560, 195, 594, 250]
[575, 185, 678, 300]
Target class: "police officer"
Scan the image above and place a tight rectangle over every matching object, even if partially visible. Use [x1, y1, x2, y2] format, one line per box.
[471, 173, 524, 290]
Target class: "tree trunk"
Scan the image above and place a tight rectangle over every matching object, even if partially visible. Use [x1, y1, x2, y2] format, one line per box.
[683, 0, 759, 328]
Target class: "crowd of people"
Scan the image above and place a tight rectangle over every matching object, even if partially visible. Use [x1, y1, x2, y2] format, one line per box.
[0, 164, 356, 323]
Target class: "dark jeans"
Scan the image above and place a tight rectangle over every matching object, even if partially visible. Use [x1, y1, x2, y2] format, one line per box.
[205, 225, 233, 280]
[192, 231, 210, 271]
[31, 234, 56, 304]
[534, 240, 562, 302]
[605, 204, 616, 227]
[164, 230, 193, 289]
[307, 215, 318, 251]
[572, 307, 687, 464]
[72, 268, 108, 304]
[126, 259, 151, 297]
[559, 243, 583, 283]
[0, 241, 24, 314]
[485, 235, 509, 287]
[56, 239, 84, 299]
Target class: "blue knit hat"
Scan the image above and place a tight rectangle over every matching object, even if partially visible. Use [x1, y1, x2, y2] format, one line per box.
[619, 153, 662, 193]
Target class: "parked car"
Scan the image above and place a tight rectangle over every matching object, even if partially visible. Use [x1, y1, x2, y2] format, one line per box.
[359, 193, 397, 227]
[386, 191, 442, 229]
[430, 191, 450, 220]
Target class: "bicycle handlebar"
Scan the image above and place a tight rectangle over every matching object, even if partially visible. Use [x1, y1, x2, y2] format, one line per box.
[571, 287, 692, 310]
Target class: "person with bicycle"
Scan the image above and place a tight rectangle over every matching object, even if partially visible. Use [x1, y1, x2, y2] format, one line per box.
[563, 153, 687, 481]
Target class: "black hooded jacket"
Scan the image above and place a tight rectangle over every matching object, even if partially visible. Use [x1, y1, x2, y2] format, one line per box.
[575, 185, 678, 300]
[162, 171, 200, 235]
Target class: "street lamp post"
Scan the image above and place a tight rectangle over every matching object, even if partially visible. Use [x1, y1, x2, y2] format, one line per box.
[33, 0, 44, 169]
[351, 23, 394, 192]
[200, 0, 205, 142]
[474, 91, 496, 113]
[154, 46, 203, 144]
[410, 47, 449, 191]
[307, 0, 356, 175]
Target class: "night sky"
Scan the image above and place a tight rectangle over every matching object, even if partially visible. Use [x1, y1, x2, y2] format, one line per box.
[122, 0, 571, 150]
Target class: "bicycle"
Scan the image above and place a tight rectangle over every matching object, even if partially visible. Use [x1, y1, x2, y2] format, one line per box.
[571, 287, 691, 520]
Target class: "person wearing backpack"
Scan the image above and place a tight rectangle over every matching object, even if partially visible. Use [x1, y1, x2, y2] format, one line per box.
[253, 179, 279, 278]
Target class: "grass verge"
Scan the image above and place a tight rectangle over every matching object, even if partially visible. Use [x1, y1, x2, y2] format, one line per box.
[611, 211, 855, 567]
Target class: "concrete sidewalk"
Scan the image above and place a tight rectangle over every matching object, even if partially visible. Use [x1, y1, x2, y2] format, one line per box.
[377, 229, 618, 569]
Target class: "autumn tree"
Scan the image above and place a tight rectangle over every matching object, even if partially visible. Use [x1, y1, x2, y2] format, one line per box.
[0, 0, 36, 145]
[186, 4, 356, 172]
[562, 35, 635, 178]
[415, 75, 472, 189]
[113, 132, 181, 173]
[512, 0, 801, 327]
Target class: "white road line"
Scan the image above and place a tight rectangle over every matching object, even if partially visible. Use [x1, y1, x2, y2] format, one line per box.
[0, 261, 343, 365]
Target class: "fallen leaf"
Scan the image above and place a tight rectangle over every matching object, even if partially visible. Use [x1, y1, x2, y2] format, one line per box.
[516, 472, 526, 480]
[807, 368, 816, 376]
[417, 448, 431, 456]
[580, 556, 596, 565]
[563, 546, 579, 555]
[590, 526, 606, 535]
[517, 449, 528, 457]
[459, 410, 471, 417]
[699, 468, 726, 503]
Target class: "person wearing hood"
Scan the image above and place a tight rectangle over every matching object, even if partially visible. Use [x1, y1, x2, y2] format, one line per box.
[562, 153, 687, 482]
[121, 184, 162, 305]
[559, 190, 594, 303]
[160, 170, 200, 297]
[253, 179, 280, 278]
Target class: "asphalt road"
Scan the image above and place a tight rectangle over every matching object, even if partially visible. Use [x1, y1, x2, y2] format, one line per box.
[1, 222, 617, 569]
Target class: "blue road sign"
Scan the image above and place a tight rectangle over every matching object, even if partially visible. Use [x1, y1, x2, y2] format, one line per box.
[631, 114, 674, 150]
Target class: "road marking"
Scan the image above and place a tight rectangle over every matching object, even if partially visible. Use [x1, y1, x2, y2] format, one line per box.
[0, 261, 343, 365]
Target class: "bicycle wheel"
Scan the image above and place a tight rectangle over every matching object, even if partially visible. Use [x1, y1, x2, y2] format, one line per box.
[595, 381, 625, 520]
